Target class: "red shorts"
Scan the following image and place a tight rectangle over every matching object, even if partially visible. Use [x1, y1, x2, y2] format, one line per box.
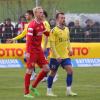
[26, 49, 48, 69]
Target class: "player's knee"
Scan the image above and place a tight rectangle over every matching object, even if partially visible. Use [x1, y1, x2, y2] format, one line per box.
[65, 65, 73, 74]
[50, 70, 56, 77]
[26, 68, 34, 74]
[67, 68, 73, 75]
[43, 65, 50, 72]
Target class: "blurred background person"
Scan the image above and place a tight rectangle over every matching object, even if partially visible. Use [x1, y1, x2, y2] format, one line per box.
[15, 15, 26, 43]
[0, 20, 7, 43]
[91, 21, 100, 42]
[70, 20, 84, 42]
[49, 18, 56, 29]
[2, 18, 14, 43]
[84, 19, 95, 42]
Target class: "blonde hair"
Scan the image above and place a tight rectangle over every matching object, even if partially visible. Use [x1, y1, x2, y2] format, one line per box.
[33, 6, 43, 16]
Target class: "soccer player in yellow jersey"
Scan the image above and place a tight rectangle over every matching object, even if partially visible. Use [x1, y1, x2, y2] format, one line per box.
[47, 12, 77, 96]
[42, 10, 50, 57]
[12, 10, 34, 41]
[41, 10, 58, 83]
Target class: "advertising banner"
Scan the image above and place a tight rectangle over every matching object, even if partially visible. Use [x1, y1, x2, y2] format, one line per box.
[0, 43, 25, 59]
[71, 43, 100, 58]
[0, 43, 100, 68]
[0, 59, 24, 68]
[72, 58, 100, 67]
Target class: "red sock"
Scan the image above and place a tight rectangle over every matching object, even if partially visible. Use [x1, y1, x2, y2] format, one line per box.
[32, 70, 47, 88]
[24, 73, 31, 94]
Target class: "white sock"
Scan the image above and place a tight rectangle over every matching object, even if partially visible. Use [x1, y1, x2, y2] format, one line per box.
[67, 86, 71, 93]
[30, 71, 36, 81]
[47, 88, 52, 93]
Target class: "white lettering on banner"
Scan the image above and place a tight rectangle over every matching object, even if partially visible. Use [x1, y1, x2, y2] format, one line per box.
[76, 59, 100, 64]
[72, 58, 100, 67]
[0, 59, 23, 68]
[0, 59, 18, 64]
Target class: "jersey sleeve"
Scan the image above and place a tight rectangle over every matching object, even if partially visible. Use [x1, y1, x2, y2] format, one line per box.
[43, 31, 49, 37]
[12, 24, 28, 40]
[43, 22, 50, 37]
[50, 29, 60, 58]
[44, 21, 50, 32]
[42, 21, 50, 49]
[26, 21, 35, 53]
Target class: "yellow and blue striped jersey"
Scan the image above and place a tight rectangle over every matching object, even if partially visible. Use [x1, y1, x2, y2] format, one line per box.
[50, 26, 71, 59]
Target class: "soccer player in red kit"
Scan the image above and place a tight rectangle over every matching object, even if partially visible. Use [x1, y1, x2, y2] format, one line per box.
[24, 7, 50, 98]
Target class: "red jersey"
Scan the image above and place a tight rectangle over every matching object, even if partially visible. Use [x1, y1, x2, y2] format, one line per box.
[26, 19, 49, 53]
[18, 22, 26, 35]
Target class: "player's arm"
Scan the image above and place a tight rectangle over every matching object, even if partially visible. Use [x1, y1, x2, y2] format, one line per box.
[26, 22, 34, 58]
[43, 22, 50, 50]
[67, 28, 73, 56]
[7, 25, 27, 43]
[12, 25, 28, 41]
[42, 35, 48, 50]
[42, 32, 49, 50]
[50, 29, 60, 58]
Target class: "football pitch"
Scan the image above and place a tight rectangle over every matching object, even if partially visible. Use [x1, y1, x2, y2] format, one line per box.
[0, 67, 100, 100]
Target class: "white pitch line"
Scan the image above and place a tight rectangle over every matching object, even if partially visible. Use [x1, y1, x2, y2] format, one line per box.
[0, 84, 100, 89]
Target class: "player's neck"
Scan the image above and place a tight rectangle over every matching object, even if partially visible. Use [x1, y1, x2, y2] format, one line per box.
[34, 18, 42, 24]
[57, 23, 65, 29]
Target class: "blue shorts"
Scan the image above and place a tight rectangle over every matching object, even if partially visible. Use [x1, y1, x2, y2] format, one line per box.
[49, 58, 72, 71]
[44, 48, 50, 58]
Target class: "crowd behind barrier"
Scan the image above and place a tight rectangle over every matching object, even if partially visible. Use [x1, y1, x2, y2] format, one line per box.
[0, 17, 100, 43]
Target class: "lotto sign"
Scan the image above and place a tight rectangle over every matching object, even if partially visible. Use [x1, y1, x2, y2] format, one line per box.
[0, 43, 25, 59]
[70, 43, 100, 58]
[0, 43, 100, 59]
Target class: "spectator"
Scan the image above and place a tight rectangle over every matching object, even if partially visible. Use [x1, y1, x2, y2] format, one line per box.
[68, 21, 75, 42]
[0, 24, 2, 43]
[84, 19, 95, 42]
[68, 21, 75, 28]
[72, 20, 84, 42]
[2, 18, 14, 43]
[0, 20, 6, 43]
[92, 22, 100, 42]
[15, 16, 26, 43]
[49, 18, 56, 29]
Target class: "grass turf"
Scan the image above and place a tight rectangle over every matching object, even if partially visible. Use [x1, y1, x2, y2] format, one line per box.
[0, 67, 100, 100]
[0, 0, 100, 21]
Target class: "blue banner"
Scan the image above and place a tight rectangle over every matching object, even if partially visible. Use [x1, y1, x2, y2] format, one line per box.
[0, 59, 24, 68]
[72, 58, 100, 67]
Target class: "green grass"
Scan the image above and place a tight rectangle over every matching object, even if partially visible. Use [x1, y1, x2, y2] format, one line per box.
[0, 67, 100, 100]
[0, 0, 100, 21]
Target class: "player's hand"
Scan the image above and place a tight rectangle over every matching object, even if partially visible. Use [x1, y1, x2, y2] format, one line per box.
[43, 48, 47, 54]
[57, 57, 62, 63]
[6, 39, 13, 43]
[25, 53, 30, 60]
[68, 49, 73, 56]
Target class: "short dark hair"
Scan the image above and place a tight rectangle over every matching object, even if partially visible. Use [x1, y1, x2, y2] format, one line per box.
[56, 12, 64, 19]
[43, 10, 48, 18]
[26, 10, 34, 17]
[6, 18, 11, 21]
